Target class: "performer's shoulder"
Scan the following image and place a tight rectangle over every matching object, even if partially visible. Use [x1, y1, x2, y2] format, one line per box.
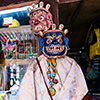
[26, 58, 37, 71]
[27, 55, 46, 71]
[64, 55, 75, 62]
[37, 54, 46, 61]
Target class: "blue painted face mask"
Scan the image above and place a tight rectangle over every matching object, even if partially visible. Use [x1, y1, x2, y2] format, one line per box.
[39, 30, 70, 58]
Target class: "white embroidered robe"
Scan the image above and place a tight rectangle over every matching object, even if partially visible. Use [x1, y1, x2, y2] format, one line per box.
[17, 55, 88, 100]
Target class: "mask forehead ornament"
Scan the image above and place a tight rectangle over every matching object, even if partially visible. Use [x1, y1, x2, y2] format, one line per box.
[27, 1, 53, 35]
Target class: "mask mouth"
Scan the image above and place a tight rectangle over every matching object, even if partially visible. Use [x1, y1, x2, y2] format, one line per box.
[42, 45, 67, 58]
[32, 21, 50, 33]
[34, 25, 44, 32]
[46, 44, 64, 54]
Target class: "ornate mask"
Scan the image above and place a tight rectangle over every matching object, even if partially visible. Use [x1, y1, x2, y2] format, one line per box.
[39, 24, 70, 58]
[27, 2, 53, 35]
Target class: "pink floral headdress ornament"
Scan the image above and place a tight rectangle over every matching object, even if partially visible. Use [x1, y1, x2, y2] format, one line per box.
[27, 1, 53, 35]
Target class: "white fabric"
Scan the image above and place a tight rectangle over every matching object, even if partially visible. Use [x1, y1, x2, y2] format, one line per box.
[17, 55, 88, 100]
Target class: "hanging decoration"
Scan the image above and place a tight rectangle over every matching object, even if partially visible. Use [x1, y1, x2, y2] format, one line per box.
[5, 35, 17, 59]
[90, 28, 100, 59]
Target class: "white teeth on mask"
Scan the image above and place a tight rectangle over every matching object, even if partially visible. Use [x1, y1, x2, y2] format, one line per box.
[35, 25, 43, 30]
[44, 26, 48, 31]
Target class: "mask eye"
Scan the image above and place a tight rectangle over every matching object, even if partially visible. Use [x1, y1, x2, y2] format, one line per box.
[39, 16, 44, 21]
[57, 38, 63, 43]
[33, 12, 37, 16]
[46, 38, 52, 44]
[32, 20, 35, 24]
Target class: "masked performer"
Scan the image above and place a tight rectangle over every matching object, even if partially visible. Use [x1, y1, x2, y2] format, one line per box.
[17, 2, 88, 100]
